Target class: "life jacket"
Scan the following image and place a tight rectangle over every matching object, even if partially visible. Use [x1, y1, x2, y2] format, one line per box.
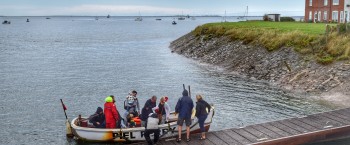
[133, 117, 141, 127]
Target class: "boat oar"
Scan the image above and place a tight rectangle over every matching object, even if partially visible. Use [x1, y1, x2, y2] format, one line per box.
[188, 85, 191, 97]
[60, 99, 74, 137]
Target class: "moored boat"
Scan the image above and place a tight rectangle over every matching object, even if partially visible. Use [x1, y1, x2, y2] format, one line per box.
[2, 20, 11, 24]
[70, 105, 215, 142]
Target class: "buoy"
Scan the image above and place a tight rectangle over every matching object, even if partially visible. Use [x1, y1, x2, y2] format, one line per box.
[66, 119, 74, 137]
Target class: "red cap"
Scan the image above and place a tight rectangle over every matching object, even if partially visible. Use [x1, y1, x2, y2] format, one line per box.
[164, 96, 168, 102]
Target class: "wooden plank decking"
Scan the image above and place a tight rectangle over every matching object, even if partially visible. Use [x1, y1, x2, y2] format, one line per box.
[130, 108, 350, 145]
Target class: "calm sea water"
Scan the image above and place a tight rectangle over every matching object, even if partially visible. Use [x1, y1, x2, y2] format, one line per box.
[0, 16, 340, 145]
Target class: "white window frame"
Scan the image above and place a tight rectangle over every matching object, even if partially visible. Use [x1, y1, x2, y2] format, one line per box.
[310, 0, 313, 6]
[324, 11, 328, 21]
[318, 11, 321, 21]
[314, 12, 318, 22]
[340, 11, 344, 22]
[345, 11, 348, 22]
[309, 11, 313, 20]
[324, 0, 328, 6]
[333, 0, 339, 5]
[332, 11, 339, 21]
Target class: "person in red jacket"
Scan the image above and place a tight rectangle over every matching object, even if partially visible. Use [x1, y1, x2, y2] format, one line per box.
[104, 95, 120, 128]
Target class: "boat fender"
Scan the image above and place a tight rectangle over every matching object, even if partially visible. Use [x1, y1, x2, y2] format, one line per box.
[66, 119, 74, 137]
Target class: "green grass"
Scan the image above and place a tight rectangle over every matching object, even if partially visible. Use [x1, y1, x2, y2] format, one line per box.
[192, 21, 349, 64]
[202, 21, 332, 35]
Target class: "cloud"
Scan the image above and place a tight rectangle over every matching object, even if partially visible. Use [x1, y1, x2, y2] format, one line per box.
[0, 4, 189, 16]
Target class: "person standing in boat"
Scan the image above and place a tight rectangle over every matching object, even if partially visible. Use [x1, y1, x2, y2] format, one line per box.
[140, 95, 157, 127]
[125, 90, 140, 116]
[152, 96, 171, 124]
[195, 94, 211, 140]
[144, 111, 160, 145]
[104, 95, 120, 128]
[175, 89, 194, 142]
[88, 107, 105, 128]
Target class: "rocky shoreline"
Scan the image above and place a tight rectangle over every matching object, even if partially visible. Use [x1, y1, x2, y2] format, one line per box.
[170, 32, 350, 107]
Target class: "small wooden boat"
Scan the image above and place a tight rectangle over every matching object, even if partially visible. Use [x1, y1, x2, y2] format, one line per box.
[70, 105, 215, 143]
[172, 21, 177, 25]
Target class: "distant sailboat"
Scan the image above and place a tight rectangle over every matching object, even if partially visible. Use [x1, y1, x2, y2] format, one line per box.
[135, 11, 143, 21]
[238, 6, 249, 21]
[178, 11, 185, 20]
[26, 18, 30, 22]
[107, 14, 110, 18]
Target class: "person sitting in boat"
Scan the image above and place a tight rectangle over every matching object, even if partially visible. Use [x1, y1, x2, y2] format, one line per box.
[104, 95, 120, 128]
[140, 95, 157, 127]
[88, 107, 105, 128]
[152, 96, 171, 124]
[144, 111, 160, 145]
[126, 113, 136, 128]
[125, 90, 140, 116]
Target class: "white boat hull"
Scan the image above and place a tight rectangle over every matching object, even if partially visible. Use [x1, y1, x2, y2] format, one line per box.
[71, 106, 214, 142]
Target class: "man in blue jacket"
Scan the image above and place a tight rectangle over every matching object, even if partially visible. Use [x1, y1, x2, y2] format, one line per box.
[175, 89, 194, 142]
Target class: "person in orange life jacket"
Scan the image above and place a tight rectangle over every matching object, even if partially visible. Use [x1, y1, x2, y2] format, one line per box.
[195, 94, 211, 140]
[144, 110, 160, 145]
[88, 107, 105, 128]
[140, 95, 157, 127]
[175, 89, 194, 142]
[104, 95, 120, 128]
[152, 96, 171, 124]
[126, 113, 136, 128]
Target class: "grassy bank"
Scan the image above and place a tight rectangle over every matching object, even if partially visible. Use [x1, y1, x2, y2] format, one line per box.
[192, 21, 350, 64]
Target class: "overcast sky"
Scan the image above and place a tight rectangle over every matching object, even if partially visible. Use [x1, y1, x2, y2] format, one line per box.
[0, 0, 305, 16]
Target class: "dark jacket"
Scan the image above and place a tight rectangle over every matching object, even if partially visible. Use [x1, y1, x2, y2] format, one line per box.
[89, 107, 105, 127]
[175, 90, 194, 119]
[195, 99, 211, 117]
[140, 99, 157, 121]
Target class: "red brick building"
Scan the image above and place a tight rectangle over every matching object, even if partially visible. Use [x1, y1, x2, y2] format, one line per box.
[305, 0, 350, 23]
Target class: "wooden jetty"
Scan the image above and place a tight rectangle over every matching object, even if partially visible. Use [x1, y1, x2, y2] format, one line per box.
[131, 108, 350, 145]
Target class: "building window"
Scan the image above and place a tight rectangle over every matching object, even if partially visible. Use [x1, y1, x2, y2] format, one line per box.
[318, 11, 321, 21]
[324, 0, 328, 6]
[346, 11, 348, 22]
[324, 11, 328, 21]
[310, 0, 313, 6]
[340, 11, 344, 22]
[309, 11, 312, 20]
[333, 0, 339, 5]
[332, 11, 338, 22]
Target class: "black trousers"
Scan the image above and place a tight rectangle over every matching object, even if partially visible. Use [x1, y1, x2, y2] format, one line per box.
[144, 129, 160, 145]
